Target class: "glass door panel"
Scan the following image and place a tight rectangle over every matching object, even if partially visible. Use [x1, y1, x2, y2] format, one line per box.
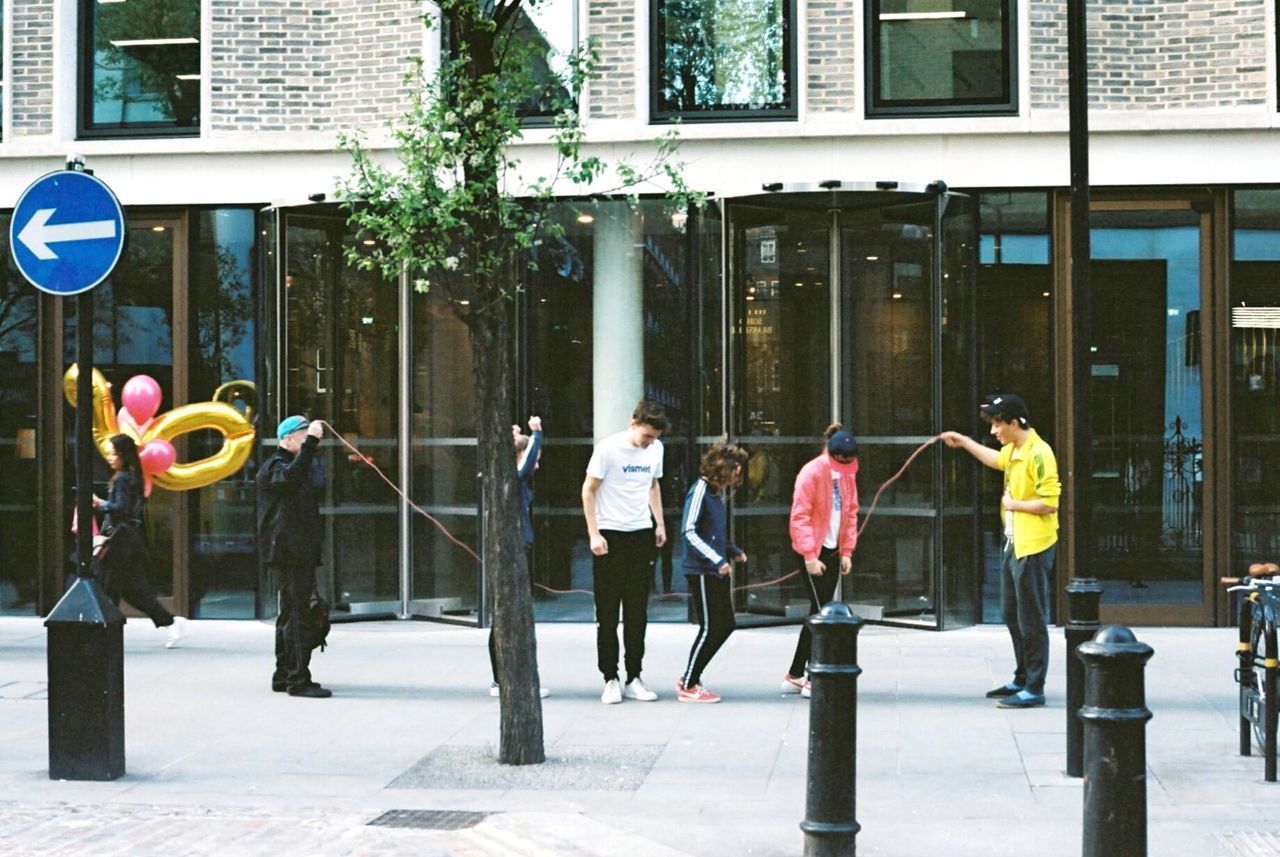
[841, 201, 940, 625]
[732, 205, 832, 618]
[282, 214, 401, 613]
[1089, 206, 1206, 611]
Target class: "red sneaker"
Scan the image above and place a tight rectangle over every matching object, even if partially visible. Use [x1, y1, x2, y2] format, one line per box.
[677, 684, 721, 704]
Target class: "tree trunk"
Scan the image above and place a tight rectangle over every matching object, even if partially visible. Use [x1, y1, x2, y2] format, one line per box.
[468, 292, 545, 765]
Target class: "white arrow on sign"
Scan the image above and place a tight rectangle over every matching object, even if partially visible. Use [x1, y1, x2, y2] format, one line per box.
[17, 208, 118, 261]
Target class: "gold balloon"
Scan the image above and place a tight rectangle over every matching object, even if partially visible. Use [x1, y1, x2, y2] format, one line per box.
[63, 364, 257, 491]
[143, 402, 256, 491]
[212, 379, 257, 425]
[62, 365, 122, 459]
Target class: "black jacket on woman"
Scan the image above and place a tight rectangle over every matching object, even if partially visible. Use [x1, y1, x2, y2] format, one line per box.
[93, 469, 158, 615]
[255, 434, 325, 569]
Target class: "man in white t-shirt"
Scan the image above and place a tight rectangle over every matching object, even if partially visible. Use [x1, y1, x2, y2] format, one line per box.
[582, 400, 669, 704]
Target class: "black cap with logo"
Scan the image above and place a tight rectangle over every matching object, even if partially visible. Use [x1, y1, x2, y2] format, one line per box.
[979, 393, 1029, 427]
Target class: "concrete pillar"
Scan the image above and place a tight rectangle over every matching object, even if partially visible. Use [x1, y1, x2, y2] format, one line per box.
[592, 204, 645, 439]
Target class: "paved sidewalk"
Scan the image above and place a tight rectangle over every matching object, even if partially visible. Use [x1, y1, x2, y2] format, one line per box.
[0, 615, 1271, 856]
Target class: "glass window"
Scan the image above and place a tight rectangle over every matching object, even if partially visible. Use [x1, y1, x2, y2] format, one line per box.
[973, 190, 1052, 621]
[652, 0, 796, 121]
[1231, 190, 1280, 578]
[0, 214, 39, 615]
[867, 0, 1015, 116]
[80, 0, 201, 136]
[187, 209, 259, 619]
[442, 0, 577, 123]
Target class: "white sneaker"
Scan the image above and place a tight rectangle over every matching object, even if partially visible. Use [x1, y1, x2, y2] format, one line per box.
[601, 679, 622, 704]
[781, 673, 806, 694]
[164, 617, 187, 649]
[801, 682, 811, 699]
[492, 683, 551, 699]
[623, 677, 658, 702]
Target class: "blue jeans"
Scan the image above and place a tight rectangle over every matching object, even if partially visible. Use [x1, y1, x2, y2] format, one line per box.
[1001, 542, 1056, 696]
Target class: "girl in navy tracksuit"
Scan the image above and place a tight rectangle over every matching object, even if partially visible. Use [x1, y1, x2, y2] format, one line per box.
[677, 442, 749, 703]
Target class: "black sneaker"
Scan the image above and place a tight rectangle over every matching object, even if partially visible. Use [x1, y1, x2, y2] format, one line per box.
[985, 683, 1023, 699]
[271, 679, 287, 693]
[288, 683, 332, 698]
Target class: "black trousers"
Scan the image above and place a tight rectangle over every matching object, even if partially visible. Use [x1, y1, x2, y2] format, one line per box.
[788, 547, 841, 679]
[681, 573, 736, 688]
[95, 525, 174, 629]
[272, 563, 316, 689]
[1001, 542, 1055, 696]
[594, 528, 655, 683]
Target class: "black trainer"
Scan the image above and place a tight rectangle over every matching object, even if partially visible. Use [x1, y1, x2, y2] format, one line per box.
[985, 683, 1023, 699]
[288, 683, 332, 698]
[271, 679, 287, 693]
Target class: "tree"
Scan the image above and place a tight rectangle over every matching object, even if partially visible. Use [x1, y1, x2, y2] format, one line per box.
[338, 0, 701, 765]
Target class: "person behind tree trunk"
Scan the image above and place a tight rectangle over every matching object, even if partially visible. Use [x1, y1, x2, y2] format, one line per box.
[257, 415, 331, 698]
[489, 416, 550, 699]
[941, 393, 1060, 709]
[676, 441, 749, 703]
[92, 433, 183, 646]
[582, 400, 669, 705]
[781, 423, 860, 698]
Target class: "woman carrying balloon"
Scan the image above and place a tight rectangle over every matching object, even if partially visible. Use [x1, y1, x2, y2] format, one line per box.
[93, 433, 185, 647]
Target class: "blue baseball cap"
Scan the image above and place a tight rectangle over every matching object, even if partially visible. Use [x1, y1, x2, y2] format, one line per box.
[276, 415, 310, 440]
[827, 431, 858, 459]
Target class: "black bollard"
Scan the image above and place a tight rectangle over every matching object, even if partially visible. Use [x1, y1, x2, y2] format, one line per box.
[1064, 577, 1103, 778]
[800, 602, 864, 857]
[45, 575, 126, 780]
[1237, 592, 1256, 758]
[1078, 625, 1153, 857]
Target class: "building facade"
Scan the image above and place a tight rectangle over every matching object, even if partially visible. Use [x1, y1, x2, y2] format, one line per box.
[0, 0, 1277, 629]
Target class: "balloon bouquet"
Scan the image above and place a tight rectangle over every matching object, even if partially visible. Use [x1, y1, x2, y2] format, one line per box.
[64, 365, 257, 494]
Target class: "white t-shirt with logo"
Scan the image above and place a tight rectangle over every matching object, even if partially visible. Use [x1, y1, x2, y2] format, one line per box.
[586, 431, 664, 532]
[824, 472, 841, 550]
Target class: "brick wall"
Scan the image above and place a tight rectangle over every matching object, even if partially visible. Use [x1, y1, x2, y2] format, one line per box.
[806, 0, 858, 112]
[209, 0, 421, 134]
[1030, 0, 1269, 110]
[9, 0, 55, 136]
[587, 0, 635, 119]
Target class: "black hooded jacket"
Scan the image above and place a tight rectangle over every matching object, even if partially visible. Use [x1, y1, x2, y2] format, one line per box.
[255, 435, 325, 568]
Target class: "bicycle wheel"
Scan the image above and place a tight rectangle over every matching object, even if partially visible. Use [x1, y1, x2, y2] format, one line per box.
[1252, 612, 1269, 752]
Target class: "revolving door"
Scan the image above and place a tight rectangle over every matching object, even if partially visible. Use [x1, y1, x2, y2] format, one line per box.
[727, 183, 980, 630]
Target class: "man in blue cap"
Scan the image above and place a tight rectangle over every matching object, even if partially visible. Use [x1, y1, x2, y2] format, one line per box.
[257, 415, 331, 698]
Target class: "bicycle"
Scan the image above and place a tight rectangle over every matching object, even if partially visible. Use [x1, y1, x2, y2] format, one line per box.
[1225, 562, 1280, 782]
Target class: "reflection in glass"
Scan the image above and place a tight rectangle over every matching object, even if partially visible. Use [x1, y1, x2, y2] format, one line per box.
[188, 209, 259, 618]
[1231, 190, 1280, 575]
[654, 0, 793, 117]
[83, 0, 200, 132]
[0, 214, 39, 614]
[1089, 208, 1204, 606]
[870, 0, 1012, 113]
[510, 0, 576, 118]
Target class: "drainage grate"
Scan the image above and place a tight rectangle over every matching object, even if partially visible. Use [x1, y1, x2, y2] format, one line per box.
[366, 810, 490, 831]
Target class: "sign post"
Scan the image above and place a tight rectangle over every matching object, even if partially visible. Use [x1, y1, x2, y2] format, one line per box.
[12, 159, 129, 781]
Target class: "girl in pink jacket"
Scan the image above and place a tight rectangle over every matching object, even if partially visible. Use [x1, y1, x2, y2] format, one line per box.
[781, 426, 860, 696]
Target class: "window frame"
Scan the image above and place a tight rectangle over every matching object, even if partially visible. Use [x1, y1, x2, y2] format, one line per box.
[864, 0, 1018, 118]
[649, 0, 799, 124]
[76, 0, 202, 139]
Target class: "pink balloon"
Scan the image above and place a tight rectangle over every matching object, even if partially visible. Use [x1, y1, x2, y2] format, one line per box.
[139, 439, 177, 475]
[117, 406, 151, 438]
[122, 375, 163, 424]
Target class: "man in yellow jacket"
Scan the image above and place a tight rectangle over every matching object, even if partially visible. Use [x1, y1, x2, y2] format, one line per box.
[942, 393, 1060, 709]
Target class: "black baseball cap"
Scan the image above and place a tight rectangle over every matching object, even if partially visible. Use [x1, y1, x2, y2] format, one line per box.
[980, 394, 1029, 427]
[827, 431, 859, 458]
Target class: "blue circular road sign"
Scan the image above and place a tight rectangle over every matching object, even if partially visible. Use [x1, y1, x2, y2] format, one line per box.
[10, 170, 126, 296]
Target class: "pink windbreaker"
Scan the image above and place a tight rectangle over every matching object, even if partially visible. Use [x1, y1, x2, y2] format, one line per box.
[789, 453, 860, 561]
